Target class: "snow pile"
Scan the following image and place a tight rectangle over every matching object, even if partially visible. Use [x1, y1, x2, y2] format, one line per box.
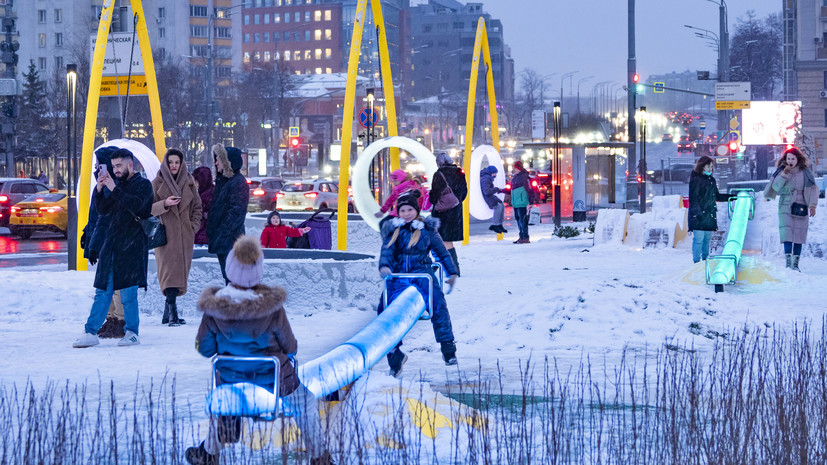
[594, 209, 628, 245]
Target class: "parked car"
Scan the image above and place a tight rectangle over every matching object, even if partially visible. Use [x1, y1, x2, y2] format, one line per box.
[8, 191, 68, 239]
[247, 177, 285, 212]
[647, 163, 696, 183]
[0, 178, 50, 228]
[677, 135, 696, 153]
[662, 133, 673, 142]
[276, 179, 355, 212]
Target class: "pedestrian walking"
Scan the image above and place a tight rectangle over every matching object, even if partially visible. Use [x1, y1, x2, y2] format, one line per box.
[378, 190, 459, 377]
[509, 161, 534, 244]
[764, 147, 819, 271]
[374, 169, 421, 218]
[428, 152, 467, 275]
[151, 148, 203, 326]
[192, 166, 214, 246]
[186, 236, 334, 465]
[72, 148, 153, 348]
[260, 211, 310, 248]
[37, 171, 48, 185]
[480, 165, 506, 233]
[207, 145, 249, 283]
[688, 155, 732, 263]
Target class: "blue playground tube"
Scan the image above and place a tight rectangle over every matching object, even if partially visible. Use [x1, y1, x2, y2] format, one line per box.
[706, 189, 754, 292]
[298, 285, 426, 398]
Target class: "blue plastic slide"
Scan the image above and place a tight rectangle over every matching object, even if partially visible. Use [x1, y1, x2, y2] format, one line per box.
[705, 189, 755, 292]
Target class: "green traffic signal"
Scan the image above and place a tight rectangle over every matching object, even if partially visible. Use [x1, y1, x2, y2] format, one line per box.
[636, 84, 644, 94]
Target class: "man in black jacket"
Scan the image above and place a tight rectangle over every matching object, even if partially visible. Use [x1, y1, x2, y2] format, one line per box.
[207, 144, 249, 283]
[74, 148, 153, 348]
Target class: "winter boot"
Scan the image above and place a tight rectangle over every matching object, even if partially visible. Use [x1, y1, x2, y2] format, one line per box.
[791, 254, 801, 272]
[310, 450, 336, 465]
[387, 349, 408, 378]
[215, 416, 241, 443]
[441, 341, 458, 366]
[161, 302, 170, 325]
[447, 248, 461, 277]
[98, 317, 125, 339]
[168, 300, 186, 327]
[785, 253, 793, 269]
[110, 318, 126, 338]
[185, 442, 219, 465]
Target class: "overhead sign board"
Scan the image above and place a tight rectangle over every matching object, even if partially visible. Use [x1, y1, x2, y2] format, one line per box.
[90, 33, 144, 77]
[715, 101, 751, 110]
[653, 82, 665, 93]
[715, 82, 751, 101]
[531, 110, 545, 139]
[99, 75, 147, 96]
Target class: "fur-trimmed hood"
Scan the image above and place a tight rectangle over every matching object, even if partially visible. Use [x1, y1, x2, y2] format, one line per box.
[198, 284, 287, 320]
[212, 144, 234, 178]
[381, 215, 440, 237]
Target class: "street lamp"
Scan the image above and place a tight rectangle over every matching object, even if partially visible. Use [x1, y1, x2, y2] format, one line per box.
[639, 106, 647, 214]
[66, 64, 78, 271]
[560, 71, 578, 106]
[552, 101, 562, 227]
[576, 75, 593, 115]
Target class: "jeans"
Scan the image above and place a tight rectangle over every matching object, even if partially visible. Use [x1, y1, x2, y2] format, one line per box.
[692, 230, 713, 263]
[491, 201, 504, 226]
[84, 272, 139, 335]
[514, 206, 529, 239]
[783, 242, 802, 255]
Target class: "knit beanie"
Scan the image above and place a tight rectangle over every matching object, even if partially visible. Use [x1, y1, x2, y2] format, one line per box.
[396, 189, 422, 214]
[224, 236, 263, 288]
[390, 169, 408, 182]
[485, 165, 498, 175]
[513, 160, 523, 171]
[226, 147, 243, 172]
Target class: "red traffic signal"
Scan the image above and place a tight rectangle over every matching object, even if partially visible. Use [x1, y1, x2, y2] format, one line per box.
[290, 137, 300, 148]
[728, 141, 739, 153]
[633, 74, 640, 83]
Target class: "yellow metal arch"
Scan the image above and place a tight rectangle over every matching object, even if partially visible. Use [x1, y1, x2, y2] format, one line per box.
[336, 0, 399, 251]
[462, 17, 500, 246]
[75, 0, 166, 270]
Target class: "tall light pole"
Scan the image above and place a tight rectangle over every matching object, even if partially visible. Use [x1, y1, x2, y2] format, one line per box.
[639, 106, 647, 213]
[576, 76, 593, 115]
[66, 64, 78, 271]
[560, 71, 578, 106]
[628, 0, 637, 208]
[553, 101, 562, 227]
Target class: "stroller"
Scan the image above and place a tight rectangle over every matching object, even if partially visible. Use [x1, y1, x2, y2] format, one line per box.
[287, 208, 335, 250]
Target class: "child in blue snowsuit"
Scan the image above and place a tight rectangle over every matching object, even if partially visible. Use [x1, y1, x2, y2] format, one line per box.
[378, 189, 459, 377]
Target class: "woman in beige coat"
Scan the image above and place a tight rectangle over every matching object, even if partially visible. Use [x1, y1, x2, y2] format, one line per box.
[765, 147, 819, 271]
[152, 148, 203, 325]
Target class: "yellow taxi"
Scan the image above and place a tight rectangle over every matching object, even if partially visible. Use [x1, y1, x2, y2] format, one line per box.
[8, 190, 68, 239]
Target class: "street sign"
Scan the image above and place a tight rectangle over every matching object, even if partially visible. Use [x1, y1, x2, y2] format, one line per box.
[531, 110, 545, 139]
[716, 156, 730, 164]
[715, 82, 751, 100]
[700, 121, 706, 130]
[716, 144, 729, 156]
[715, 101, 751, 110]
[359, 107, 377, 128]
[99, 75, 147, 96]
[288, 126, 300, 137]
[729, 131, 740, 143]
[90, 32, 144, 77]
[729, 116, 739, 130]
[653, 82, 665, 93]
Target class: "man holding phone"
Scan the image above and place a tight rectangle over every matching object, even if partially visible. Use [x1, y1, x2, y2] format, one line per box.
[73, 148, 153, 348]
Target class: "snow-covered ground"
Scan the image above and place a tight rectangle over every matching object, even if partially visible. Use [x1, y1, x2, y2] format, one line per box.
[2, 208, 826, 459]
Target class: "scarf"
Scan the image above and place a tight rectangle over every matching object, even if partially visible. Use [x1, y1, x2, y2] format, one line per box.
[159, 153, 188, 198]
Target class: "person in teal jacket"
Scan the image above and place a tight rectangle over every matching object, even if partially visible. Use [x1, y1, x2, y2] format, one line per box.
[509, 161, 534, 243]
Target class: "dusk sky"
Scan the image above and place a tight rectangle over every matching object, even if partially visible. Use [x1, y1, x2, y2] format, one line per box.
[474, 0, 781, 97]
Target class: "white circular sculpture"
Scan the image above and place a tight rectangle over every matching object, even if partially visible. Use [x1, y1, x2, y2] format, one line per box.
[469, 144, 505, 220]
[352, 136, 438, 231]
[84, 139, 162, 200]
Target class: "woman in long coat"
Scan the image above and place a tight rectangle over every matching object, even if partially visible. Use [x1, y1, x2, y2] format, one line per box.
[428, 152, 468, 274]
[151, 148, 202, 325]
[765, 147, 819, 271]
[192, 166, 214, 245]
[687, 155, 731, 263]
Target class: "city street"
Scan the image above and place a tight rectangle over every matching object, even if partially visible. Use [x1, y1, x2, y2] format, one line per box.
[0, 228, 67, 267]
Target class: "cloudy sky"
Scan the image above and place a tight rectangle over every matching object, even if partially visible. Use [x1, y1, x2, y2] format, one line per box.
[476, 0, 781, 95]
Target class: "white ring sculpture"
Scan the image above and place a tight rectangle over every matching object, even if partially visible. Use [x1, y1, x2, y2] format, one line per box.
[352, 136, 438, 231]
[83, 138, 161, 201]
[469, 144, 505, 220]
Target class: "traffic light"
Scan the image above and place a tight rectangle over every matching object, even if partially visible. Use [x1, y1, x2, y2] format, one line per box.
[728, 141, 739, 155]
[632, 74, 644, 94]
[289, 137, 300, 149]
[633, 74, 639, 84]
[0, 40, 18, 67]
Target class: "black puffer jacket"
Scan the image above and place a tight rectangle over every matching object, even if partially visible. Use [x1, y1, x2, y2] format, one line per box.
[207, 172, 248, 255]
[688, 171, 730, 231]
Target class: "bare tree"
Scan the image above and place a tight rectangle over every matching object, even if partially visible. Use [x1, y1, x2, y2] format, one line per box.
[730, 11, 782, 100]
[515, 68, 548, 136]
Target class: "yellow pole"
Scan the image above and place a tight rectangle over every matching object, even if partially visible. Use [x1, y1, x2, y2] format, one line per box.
[131, 0, 166, 159]
[482, 33, 500, 155]
[337, 0, 369, 251]
[462, 19, 486, 246]
[370, 1, 400, 171]
[75, 0, 116, 271]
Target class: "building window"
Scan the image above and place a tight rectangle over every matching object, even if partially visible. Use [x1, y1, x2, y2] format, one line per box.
[254, 51, 261, 61]
[55, 33, 63, 47]
[244, 52, 250, 63]
[158, 7, 165, 19]
[315, 67, 322, 74]
[324, 10, 332, 21]
[285, 51, 291, 61]
[825, 109, 827, 127]
[215, 27, 231, 39]
[274, 13, 281, 23]
[217, 66, 232, 78]
[304, 50, 311, 60]
[38, 57, 47, 70]
[314, 48, 321, 59]
[325, 67, 331, 74]
[314, 29, 321, 40]
[293, 32, 299, 41]
[325, 48, 331, 58]
[159, 28, 165, 39]
[325, 29, 332, 40]
[254, 14, 260, 25]
[254, 33, 260, 43]
[264, 32, 270, 42]
[191, 26, 208, 37]
[437, 23, 448, 32]
[453, 22, 463, 30]
[214, 8, 226, 18]
[823, 71, 827, 89]
[284, 32, 290, 41]
[264, 14, 270, 24]
[304, 11, 310, 22]
[273, 33, 279, 43]
[243, 33, 250, 43]
[422, 24, 432, 33]
[244, 15, 250, 25]
[157, 48, 166, 59]
[38, 10, 47, 23]
[295, 12, 300, 22]
[54, 9, 63, 23]
[264, 51, 271, 61]
[304, 30, 311, 41]
[38, 34, 47, 48]
[190, 5, 208, 17]
[294, 52, 301, 62]
[314, 10, 321, 21]
[285, 12, 290, 23]
[55, 56, 63, 70]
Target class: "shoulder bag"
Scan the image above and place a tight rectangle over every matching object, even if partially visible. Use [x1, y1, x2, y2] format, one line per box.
[130, 209, 167, 249]
[433, 172, 460, 212]
[791, 202, 809, 217]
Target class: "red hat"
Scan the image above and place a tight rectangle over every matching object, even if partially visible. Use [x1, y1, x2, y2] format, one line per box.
[513, 160, 524, 170]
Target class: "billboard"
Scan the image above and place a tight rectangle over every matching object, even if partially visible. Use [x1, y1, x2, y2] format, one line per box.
[741, 101, 801, 145]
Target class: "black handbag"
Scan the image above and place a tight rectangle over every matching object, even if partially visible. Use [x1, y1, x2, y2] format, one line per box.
[129, 209, 167, 249]
[791, 202, 809, 217]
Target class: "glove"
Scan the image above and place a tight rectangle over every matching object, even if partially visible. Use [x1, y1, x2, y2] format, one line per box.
[80, 232, 87, 249]
[379, 267, 392, 279]
[89, 251, 98, 266]
[445, 275, 457, 287]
